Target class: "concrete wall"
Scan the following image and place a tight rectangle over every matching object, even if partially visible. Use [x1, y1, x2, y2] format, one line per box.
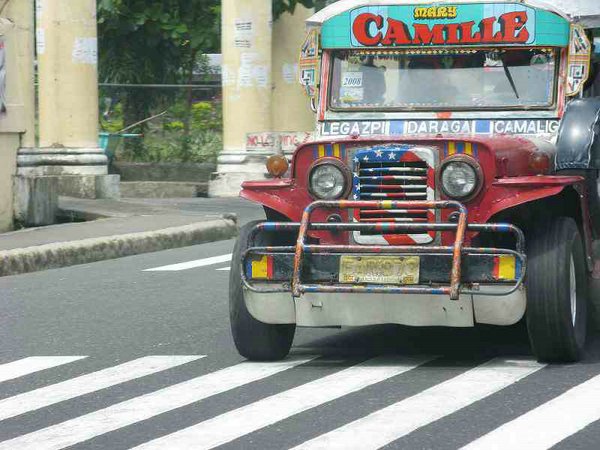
[112, 162, 216, 183]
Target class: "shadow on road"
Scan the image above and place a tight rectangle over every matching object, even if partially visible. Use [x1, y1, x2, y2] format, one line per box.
[294, 323, 600, 364]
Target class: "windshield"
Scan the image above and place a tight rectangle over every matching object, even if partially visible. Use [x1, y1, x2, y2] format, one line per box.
[330, 49, 557, 111]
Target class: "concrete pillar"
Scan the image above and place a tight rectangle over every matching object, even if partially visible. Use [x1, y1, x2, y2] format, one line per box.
[221, 0, 273, 152]
[38, 0, 98, 148]
[17, 0, 119, 200]
[271, 6, 316, 142]
[210, 4, 318, 197]
[10, 0, 36, 148]
[0, 1, 36, 231]
[209, 0, 274, 197]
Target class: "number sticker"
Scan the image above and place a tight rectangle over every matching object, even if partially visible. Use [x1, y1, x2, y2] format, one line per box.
[342, 72, 363, 87]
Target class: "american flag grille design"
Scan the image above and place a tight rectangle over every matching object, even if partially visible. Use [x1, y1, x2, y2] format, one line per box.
[352, 145, 436, 245]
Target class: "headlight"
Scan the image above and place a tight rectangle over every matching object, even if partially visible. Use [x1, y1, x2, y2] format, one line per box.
[440, 158, 482, 200]
[308, 159, 350, 200]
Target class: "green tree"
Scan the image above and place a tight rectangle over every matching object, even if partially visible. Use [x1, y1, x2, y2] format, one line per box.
[273, 0, 315, 18]
[98, 0, 220, 157]
[97, 1, 327, 159]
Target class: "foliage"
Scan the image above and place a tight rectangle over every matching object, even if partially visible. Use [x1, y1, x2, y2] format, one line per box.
[143, 129, 222, 164]
[101, 94, 223, 164]
[273, 0, 316, 19]
[98, 0, 221, 158]
[97, 0, 220, 83]
[97, 0, 330, 163]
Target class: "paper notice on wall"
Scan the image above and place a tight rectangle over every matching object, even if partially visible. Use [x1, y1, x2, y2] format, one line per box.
[253, 65, 269, 88]
[234, 19, 254, 48]
[0, 38, 6, 115]
[240, 52, 257, 66]
[72, 37, 97, 65]
[222, 65, 236, 86]
[36, 28, 45, 55]
[282, 63, 297, 84]
[238, 65, 254, 87]
[35, 0, 44, 20]
[238, 52, 257, 88]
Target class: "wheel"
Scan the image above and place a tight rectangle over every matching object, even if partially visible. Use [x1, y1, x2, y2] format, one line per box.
[581, 171, 600, 238]
[526, 217, 588, 362]
[229, 220, 295, 361]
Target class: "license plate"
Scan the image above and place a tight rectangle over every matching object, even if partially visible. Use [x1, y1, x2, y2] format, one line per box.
[339, 256, 420, 285]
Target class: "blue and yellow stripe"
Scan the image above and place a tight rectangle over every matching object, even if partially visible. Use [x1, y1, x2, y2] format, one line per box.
[314, 143, 346, 159]
[446, 142, 478, 157]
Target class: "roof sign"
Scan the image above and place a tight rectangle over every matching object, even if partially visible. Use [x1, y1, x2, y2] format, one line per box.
[321, 3, 570, 48]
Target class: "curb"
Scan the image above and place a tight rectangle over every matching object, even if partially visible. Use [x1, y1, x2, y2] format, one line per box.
[0, 218, 238, 277]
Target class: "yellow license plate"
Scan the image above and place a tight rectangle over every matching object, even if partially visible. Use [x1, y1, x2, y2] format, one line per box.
[339, 256, 420, 285]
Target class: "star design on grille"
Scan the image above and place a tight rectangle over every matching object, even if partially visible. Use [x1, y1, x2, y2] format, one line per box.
[375, 150, 383, 158]
[353, 194, 358, 200]
[353, 157, 359, 163]
[388, 152, 396, 160]
[363, 156, 369, 162]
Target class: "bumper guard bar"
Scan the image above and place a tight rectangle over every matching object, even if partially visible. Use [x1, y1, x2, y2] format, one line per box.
[241, 200, 526, 301]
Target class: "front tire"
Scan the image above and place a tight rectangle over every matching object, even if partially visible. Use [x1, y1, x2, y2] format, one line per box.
[526, 217, 588, 362]
[229, 220, 295, 361]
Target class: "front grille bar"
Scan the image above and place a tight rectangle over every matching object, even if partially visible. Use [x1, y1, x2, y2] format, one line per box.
[241, 200, 527, 301]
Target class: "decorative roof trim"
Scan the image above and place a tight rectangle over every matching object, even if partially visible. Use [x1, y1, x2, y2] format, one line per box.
[307, 0, 599, 28]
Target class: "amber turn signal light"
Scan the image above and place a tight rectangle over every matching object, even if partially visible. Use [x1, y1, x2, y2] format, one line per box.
[266, 155, 289, 178]
[529, 152, 551, 174]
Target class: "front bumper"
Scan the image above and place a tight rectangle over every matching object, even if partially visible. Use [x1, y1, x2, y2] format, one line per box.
[241, 200, 527, 301]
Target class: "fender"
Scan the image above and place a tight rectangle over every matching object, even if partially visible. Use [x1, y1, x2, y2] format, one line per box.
[483, 176, 595, 271]
[241, 180, 302, 222]
[556, 98, 600, 170]
[240, 180, 349, 244]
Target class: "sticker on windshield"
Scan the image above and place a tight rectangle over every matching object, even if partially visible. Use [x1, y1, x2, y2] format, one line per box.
[342, 72, 363, 87]
[340, 87, 364, 103]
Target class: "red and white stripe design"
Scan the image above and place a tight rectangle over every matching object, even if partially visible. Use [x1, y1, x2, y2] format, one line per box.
[353, 147, 436, 245]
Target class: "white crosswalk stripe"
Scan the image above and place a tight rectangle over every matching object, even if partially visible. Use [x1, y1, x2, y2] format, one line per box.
[292, 358, 545, 450]
[134, 355, 432, 449]
[144, 254, 232, 272]
[0, 355, 314, 450]
[2, 354, 600, 450]
[0, 356, 86, 383]
[461, 373, 600, 450]
[0, 355, 203, 421]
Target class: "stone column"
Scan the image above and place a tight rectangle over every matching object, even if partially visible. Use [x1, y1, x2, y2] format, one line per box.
[0, 1, 41, 230]
[271, 6, 316, 157]
[209, 0, 273, 197]
[17, 0, 119, 200]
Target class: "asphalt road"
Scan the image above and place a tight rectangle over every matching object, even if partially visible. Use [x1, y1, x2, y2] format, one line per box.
[1, 200, 600, 449]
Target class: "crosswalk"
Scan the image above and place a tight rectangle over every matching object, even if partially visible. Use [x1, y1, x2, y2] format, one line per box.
[0, 353, 599, 449]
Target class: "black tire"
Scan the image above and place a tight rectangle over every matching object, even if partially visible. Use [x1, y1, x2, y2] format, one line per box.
[526, 217, 588, 362]
[229, 220, 296, 361]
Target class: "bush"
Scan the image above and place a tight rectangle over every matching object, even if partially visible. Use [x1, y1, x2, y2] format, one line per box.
[100, 94, 223, 164]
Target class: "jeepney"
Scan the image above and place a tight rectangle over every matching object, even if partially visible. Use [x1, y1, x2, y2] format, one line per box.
[229, 0, 600, 363]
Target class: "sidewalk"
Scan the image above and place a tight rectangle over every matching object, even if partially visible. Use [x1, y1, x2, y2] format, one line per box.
[0, 197, 243, 277]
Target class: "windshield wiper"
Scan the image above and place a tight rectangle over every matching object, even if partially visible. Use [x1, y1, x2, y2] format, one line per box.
[500, 54, 520, 99]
